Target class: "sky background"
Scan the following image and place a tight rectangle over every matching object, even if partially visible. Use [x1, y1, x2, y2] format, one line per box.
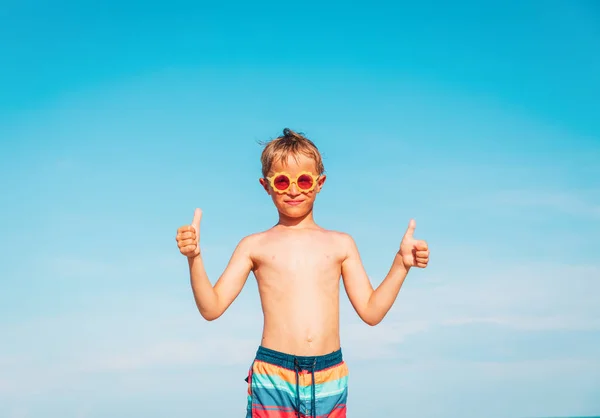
[1, 1, 599, 417]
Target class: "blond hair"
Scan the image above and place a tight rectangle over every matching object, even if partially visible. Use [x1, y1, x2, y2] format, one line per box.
[260, 128, 325, 178]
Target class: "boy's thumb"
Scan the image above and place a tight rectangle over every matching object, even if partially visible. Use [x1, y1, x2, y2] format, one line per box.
[192, 208, 202, 231]
[404, 219, 416, 238]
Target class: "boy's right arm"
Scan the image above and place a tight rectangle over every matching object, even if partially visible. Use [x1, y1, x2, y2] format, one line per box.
[176, 209, 254, 321]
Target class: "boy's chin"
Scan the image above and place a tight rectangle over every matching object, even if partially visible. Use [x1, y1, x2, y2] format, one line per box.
[277, 205, 312, 218]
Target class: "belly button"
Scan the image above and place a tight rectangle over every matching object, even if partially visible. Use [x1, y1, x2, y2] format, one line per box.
[307, 336, 313, 343]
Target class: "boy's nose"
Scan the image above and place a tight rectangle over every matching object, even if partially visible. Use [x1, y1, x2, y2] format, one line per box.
[288, 183, 301, 195]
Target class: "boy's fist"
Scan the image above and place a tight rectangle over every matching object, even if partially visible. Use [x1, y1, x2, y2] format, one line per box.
[399, 219, 429, 269]
[176, 208, 202, 258]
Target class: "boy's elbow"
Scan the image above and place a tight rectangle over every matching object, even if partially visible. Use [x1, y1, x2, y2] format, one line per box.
[196, 293, 224, 321]
[364, 317, 382, 326]
[201, 312, 220, 321]
[361, 313, 382, 326]
[359, 302, 382, 326]
[198, 306, 223, 321]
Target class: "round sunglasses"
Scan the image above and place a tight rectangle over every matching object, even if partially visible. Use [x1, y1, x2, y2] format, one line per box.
[265, 171, 320, 194]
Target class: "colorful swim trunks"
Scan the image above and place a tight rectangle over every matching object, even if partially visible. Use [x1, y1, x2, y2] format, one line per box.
[245, 346, 349, 418]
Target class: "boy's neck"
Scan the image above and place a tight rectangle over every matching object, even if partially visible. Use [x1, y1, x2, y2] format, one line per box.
[276, 210, 319, 229]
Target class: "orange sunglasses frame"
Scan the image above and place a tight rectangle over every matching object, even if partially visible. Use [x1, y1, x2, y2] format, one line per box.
[265, 171, 320, 194]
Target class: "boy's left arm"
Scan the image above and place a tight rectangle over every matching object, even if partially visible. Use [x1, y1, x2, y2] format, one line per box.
[341, 219, 429, 326]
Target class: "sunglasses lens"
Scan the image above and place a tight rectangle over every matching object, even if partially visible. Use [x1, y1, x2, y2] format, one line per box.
[297, 174, 314, 190]
[273, 174, 290, 190]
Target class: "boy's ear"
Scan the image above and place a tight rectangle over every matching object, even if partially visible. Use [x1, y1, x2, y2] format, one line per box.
[316, 174, 327, 192]
[259, 178, 270, 194]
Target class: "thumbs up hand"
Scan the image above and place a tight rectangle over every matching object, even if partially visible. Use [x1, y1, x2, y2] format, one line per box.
[176, 208, 202, 258]
[398, 219, 429, 269]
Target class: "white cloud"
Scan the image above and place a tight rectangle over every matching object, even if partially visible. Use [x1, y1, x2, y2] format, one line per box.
[341, 319, 431, 360]
[4, 406, 30, 418]
[2, 253, 599, 413]
[42, 253, 183, 281]
[0, 293, 263, 397]
[455, 188, 600, 218]
[348, 355, 600, 418]
[77, 337, 258, 373]
[442, 314, 600, 331]
[338, 261, 600, 361]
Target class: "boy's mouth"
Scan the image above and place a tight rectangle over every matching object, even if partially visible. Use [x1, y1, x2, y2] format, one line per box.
[284, 200, 303, 206]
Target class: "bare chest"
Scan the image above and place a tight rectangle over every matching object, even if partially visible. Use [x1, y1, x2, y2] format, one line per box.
[253, 237, 344, 277]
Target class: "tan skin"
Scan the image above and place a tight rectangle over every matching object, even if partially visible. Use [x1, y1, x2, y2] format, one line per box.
[176, 154, 430, 356]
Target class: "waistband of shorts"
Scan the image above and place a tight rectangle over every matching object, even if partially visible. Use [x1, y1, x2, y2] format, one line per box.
[255, 345, 343, 372]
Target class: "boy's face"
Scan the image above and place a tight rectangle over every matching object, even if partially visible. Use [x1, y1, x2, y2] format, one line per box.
[259, 153, 326, 218]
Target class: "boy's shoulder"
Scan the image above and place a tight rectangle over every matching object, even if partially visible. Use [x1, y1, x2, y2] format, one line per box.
[239, 227, 355, 247]
[239, 227, 355, 250]
[235, 229, 278, 248]
[319, 228, 354, 243]
[234, 228, 357, 262]
[235, 231, 267, 248]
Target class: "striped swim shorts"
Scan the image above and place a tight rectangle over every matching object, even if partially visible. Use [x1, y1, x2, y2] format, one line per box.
[245, 346, 349, 418]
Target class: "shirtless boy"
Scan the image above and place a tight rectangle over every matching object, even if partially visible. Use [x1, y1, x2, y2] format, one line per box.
[175, 128, 430, 418]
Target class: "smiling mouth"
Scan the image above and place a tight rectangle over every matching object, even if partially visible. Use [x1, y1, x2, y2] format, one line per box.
[285, 200, 303, 205]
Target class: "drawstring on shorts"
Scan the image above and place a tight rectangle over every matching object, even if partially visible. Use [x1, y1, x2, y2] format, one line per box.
[293, 357, 317, 418]
[253, 346, 342, 418]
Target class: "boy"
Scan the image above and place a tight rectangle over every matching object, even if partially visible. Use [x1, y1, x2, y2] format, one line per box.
[175, 128, 430, 418]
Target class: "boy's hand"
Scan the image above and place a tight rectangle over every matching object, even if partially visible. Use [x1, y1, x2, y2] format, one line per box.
[176, 208, 202, 258]
[398, 219, 429, 269]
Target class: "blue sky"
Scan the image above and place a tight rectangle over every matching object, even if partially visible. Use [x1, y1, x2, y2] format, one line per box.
[1, 1, 599, 417]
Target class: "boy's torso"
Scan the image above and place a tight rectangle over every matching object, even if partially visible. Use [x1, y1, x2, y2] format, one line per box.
[248, 226, 348, 356]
